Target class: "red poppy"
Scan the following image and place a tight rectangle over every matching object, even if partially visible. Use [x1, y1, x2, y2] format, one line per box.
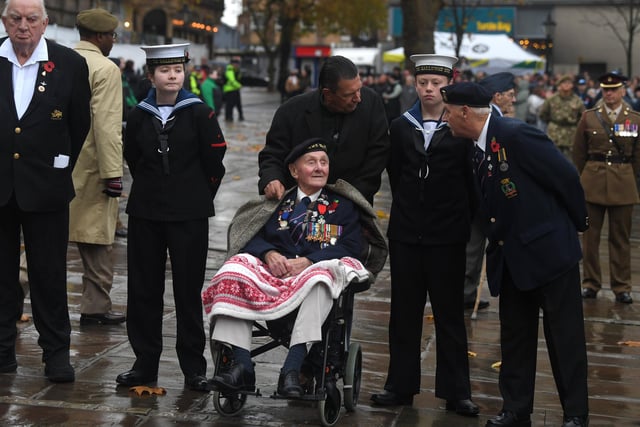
[317, 204, 327, 215]
[43, 61, 55, 73]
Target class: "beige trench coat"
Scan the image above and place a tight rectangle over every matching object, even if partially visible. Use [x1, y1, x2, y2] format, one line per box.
[573, 102, 640, 206]
[69, 41, 123, 244]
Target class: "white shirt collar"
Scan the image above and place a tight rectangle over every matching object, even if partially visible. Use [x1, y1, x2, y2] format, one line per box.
[476, 115, 491, 152]
[296, 188, 322, 203]
[0, 37, 48, 66]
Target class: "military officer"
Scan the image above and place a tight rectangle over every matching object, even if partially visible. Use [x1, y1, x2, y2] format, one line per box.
[539, 74, 585, 158]
[573, 72, 640, 304]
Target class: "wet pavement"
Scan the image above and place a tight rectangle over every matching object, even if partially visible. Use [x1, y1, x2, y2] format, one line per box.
[3, 88, 640, 426]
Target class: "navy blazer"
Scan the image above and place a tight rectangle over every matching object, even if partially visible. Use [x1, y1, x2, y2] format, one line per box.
[242, 187, 362, 263]
[478, 116, 588, 296]
[0, 38, 91, 211]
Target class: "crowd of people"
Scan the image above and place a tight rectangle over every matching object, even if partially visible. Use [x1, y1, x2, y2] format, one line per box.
[5, 1, 640, 426]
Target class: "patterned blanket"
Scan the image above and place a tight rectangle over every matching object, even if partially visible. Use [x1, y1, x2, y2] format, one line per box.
[202, 254, 370, 323]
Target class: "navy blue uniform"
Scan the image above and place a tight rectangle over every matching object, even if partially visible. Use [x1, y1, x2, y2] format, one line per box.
[477, 116, 589, 419]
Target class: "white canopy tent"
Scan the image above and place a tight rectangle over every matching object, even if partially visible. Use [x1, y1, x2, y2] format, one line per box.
[383, 32, 544, 75]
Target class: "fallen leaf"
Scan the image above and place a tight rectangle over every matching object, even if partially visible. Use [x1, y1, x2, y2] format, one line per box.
[491, 361, 502, 370]
[467, 351, 477, 357]
[130, 386, 166, 396]
[425, 314, 434, 321]
[19, 314, 31, 322]
[618, 341, 640, 347]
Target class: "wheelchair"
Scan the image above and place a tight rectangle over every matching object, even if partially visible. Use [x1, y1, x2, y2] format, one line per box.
[208, 278, 370, 426]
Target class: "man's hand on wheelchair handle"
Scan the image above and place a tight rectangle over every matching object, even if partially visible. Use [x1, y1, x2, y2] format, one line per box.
[264, 180, 285, 200]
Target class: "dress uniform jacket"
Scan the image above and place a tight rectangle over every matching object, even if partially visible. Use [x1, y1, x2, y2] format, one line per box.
[387, 102, 476, 245]
[124, 89, 226, 220]
[258, 86, 390, 204]
[0, 38, 91, 211]
[227, 180, 388, 276]
[573, 102, 640, 205]
[479, 116, 589, 296]
[69, 41, 123, 244]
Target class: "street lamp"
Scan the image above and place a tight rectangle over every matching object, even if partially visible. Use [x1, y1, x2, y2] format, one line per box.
[543, 12, 556, 75]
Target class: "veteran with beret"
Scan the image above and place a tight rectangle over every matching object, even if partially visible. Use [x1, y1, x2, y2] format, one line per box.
[539, 74, 585, 158]
[70, 8, 126, 326]
[204, 138, 384, 398]
[573, 72, 640, 304]
[442, 82, 590, 427]
[478, 71, 516, 117]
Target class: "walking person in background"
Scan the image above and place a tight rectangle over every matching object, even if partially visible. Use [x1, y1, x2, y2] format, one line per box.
[442, 81, 590, 427]
[201, 65, 223, 116]
[573, 72, 640, 304]
[478, 72, 517, 117]
[115, 43, 226, 391]
[71, 8, 126, 326]
[224, 56, 244, 121]
[0, 0, 91, 382]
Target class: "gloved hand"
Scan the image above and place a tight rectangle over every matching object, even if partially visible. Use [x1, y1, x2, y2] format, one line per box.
[103, 177, 123, 198]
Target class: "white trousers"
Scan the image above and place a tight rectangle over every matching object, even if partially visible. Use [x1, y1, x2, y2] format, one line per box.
[212, 284, 333, 350]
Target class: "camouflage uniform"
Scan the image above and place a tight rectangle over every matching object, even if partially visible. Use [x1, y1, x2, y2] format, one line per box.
[539, 92, 585, 157]
[573, 102, 640, 295]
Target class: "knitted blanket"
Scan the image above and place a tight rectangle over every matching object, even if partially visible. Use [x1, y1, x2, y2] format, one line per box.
[202, 254, 370, 323]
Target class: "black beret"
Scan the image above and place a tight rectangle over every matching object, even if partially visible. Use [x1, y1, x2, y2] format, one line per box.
[599, 72, 627, 88]
[478, 72, 515, 94]
[76, 8, 118, 33]
[441, 82, 492, 108]
[285, 138, 331, 165]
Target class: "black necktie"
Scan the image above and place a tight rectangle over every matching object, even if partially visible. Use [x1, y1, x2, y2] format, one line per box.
[473, 145, 485, 175]
[289, 196, 310, 244]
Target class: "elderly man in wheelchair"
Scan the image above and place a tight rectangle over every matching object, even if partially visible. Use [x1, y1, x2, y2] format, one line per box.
[202, 138, 386, 410]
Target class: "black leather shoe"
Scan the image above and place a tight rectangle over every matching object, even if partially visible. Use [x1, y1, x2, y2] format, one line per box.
[211, 362, 255, 392]
[486, 411, 531, 427]
[464, 300, 490, 310]
[562, 415, 589, 427]
[446, 399, 479, 416]
[116, 369, 157, 386]
[0, 360, 17, 373]
[45, 363, 75, 383]
[581, 288, 597, 299]
[184, 374, 210, 392]
[615, 292, 633, 304]
[277, 369, 303, 397]
[370, 390, 414, 406]
[80, 311, 126, 325]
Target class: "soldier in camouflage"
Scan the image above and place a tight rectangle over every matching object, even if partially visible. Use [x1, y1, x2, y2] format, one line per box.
[539, 75, 585, 158]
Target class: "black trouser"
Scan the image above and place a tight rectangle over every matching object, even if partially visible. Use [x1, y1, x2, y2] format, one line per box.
[384, 240, 472, 400]
[224, 90, 243, 121]
[126, 216, 208, 377]
[0, 195, 71, 366]
[498, 263, 589, 417]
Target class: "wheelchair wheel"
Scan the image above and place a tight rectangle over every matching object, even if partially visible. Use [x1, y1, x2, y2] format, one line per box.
[343, 342, 362, 412]
[213, 390, 247, 416]
[318, 378, 341, 426]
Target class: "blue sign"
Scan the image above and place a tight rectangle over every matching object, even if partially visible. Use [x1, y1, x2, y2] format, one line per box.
[438, 7, 515, 35]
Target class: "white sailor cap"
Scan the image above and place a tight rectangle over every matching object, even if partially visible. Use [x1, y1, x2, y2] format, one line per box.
[140, 43, 190, 66]
[410, 54, 458, 78]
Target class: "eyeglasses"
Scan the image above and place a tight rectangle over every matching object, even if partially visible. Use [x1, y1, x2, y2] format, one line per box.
[101, 32, 117, 40]
[6, 13, 43, 27]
